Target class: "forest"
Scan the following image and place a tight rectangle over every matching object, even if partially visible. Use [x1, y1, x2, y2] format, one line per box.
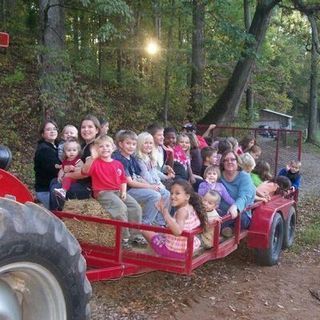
[1, 0, 320, 157]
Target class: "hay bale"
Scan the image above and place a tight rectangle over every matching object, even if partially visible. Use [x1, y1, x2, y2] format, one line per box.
[63, 198, 115, 247]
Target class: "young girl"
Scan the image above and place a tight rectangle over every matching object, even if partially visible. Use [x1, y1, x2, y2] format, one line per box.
[198, 166, 235, 205]
[57, 125, 78, 162]
[201, 190, 222, 249]
[142, 180, 204, 259]
[239, 152, 256, 173]
[54, 139, 83, 199]
[237, 134, 255, 155]
[136, 132, 171, 209]
[81, 135, 142, 245]
[251, 160, 272, 187]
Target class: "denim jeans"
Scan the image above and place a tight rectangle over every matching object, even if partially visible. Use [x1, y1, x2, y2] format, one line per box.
[36, 191, 50, 209]
[49, 178, 91, 210]
[128, 187, 167, 226]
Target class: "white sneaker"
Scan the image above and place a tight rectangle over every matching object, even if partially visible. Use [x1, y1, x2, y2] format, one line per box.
[54, 188, 66, 200]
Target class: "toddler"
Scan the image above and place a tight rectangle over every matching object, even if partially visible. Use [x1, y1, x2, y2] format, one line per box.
[57, 125, 78, 162]
[201, 190, 222, 249]
[278, 160, 301, 191]
[142, 180, 204, 259]
[239, 152, 256, 173]
[54, 139, 83, 199]
[198, 166, 235, 205]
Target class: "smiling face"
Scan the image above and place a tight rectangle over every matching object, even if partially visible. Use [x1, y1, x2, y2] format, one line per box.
[62, 125, 78, 141]
[118, 138, 137, 157]
[81, 120, 99, 144]
[164, 131, 177, 148]
[170, 184, 190, 208]
[97, 140, 114, 160]
[153, 129, 164, 147]
[42, 122, 58, 144]
[222, 152, 239, 174]
[178, 135, 190, 153]
[64, 141, 80, 161]
[141, 136, 154, 155]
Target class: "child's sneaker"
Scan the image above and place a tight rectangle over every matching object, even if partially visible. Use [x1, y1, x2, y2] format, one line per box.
[131, 236, 148, 247]
[221, 227, 233, 238]
[54, 188, 66, 200]
[122, 239, 132, 250]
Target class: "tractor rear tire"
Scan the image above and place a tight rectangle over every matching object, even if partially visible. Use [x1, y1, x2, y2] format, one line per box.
[282, 206, 296, 249]
[0, 198, 91, 320]
[256, 212, 284, 266]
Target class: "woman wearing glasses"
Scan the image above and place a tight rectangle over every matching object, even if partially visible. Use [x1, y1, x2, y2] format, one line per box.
[34, 120, 61, 209]
[219, 151, 256, 235]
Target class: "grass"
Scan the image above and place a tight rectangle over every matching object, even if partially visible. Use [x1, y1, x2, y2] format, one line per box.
[297, 215, 320, 247]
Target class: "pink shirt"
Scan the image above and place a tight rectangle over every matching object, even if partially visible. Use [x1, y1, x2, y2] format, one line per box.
[165, 206, 201, 253]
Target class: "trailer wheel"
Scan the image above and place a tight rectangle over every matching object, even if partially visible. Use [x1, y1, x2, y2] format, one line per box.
[282, 206, 296, 249]
[0, 198, 91, 320]
[256, 212, 284, 266]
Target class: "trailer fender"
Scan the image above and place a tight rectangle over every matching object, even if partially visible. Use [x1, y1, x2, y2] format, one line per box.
[0, 169, 34, 203]
[247, 198, 294, 249]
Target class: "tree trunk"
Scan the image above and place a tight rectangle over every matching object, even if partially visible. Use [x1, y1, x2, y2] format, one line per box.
[189, 0, 205, 116]
[152, 0, 161, 40]
[163, 0, 175, 125]
[202, 0, 280, 124]
[244, 0, 254, 123]
[39, 0, 66, 119]
[306, 15, 319, 143]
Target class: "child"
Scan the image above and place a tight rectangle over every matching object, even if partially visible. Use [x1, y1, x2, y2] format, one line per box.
[147, 123, 175, 176]
[198, 166, 235, 205]
[256, 176, 292, 202]
[54, 139, 83, 199]
[278, 160, 302, 191]
[142, 180, 204, 259]
[100, 119, 110, 135]
[136, 132, 171, 207]
[80, 135, 142, 247]
[201, 190, 222, 249]
[187, 132, 203, 176]
[200, 146, 219, 177]
[251, 160, 272, 187]
[58, 125, 78, 162]
[237, 134, 255, 155]
[248, 144, 262, 160]
[239, 152, 256, 173]
[112, 130, 166, 227]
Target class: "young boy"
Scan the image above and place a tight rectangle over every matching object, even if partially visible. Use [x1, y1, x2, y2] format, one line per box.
[278, 160, 302, 191]
[201, 190, 222, 248]
[79, 135, 143, 248]
[200, 146, 219, 177]
[147, 123, 175, 177]
[112, 130, 166, 227]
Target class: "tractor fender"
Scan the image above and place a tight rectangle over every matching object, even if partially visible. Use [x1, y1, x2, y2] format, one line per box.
[0, 169, 34, 203]
[247, 196, 295, 249]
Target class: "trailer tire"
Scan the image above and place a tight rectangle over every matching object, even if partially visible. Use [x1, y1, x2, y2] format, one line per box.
[282, 206, 296, 249]
[256, 212, 284, 266]
[0, 198, 91, 320]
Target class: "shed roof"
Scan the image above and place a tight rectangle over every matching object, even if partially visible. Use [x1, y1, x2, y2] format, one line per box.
[261, 108, 293, 119]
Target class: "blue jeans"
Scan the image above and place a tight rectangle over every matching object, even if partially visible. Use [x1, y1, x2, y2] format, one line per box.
[128, 188, 167, 226]
[49, 178, 91, 210]
[36, 191, 50, 209]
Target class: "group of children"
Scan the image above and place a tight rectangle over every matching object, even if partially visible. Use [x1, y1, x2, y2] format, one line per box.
[46, 119, 301, 258]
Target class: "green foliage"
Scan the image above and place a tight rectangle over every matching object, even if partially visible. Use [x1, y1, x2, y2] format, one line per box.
[1, 67, 25, 86]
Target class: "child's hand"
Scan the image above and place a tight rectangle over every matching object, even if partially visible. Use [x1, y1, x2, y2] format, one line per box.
[208, 124, 216, 131]
[155, 199, 166, 214]
[152, 184, 162, 192]
[55, 164, 62, 169]
[120, 191, 126, 200]
[189, 175, 196, 185]
[64, 165, 75, 173]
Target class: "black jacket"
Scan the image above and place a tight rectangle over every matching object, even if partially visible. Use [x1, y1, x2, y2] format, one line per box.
[34, 140, 60, 192]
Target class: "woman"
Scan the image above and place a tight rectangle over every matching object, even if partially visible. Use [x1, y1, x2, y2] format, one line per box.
[49, 115, 101, 210]
[34, 120, 60, 209]
[219, 151, 256, 231]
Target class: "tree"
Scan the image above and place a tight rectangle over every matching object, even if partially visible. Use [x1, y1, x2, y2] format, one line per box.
[202, 0, 281, 124]
[189, 0, 205, 114]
